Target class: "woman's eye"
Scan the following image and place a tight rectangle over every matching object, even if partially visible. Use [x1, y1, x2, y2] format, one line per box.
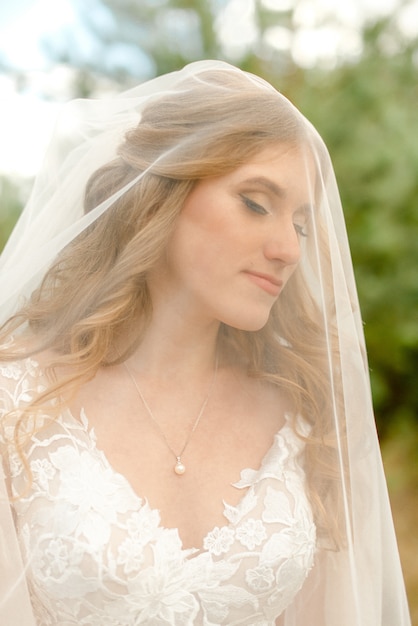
[241, 195, 269, 215]
[294, 223, 308, 237]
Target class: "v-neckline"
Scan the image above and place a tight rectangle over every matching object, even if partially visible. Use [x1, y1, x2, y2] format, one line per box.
[64, 405, 289, 556]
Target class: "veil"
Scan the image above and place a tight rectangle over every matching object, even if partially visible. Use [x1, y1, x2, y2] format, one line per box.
[0, 60, 411, 625]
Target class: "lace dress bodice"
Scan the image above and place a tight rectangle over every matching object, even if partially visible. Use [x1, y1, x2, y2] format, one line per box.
[0, 357, 316, 626]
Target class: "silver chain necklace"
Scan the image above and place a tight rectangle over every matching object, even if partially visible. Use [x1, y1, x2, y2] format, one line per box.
[124, 355, 218, 475]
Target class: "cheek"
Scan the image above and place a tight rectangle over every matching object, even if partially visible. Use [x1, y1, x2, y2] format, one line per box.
[171, 215, 232, 270]
[287, 262, 299, 280]
[166, 226, 217, 288]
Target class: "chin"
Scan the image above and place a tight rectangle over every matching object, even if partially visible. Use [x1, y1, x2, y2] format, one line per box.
[239, 320, 270, 332]
[222, 311, 272, 333]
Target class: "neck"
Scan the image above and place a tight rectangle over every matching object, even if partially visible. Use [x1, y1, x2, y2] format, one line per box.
[127, 312, 220, 382]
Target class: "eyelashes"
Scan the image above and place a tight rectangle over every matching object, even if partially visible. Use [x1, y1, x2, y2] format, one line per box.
[294, 224, 308, 238]
[240, 195, 269, 215]
[241, 194, 308, 237]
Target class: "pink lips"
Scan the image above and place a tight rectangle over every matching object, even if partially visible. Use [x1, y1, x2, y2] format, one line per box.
[244, 271, 283, 296]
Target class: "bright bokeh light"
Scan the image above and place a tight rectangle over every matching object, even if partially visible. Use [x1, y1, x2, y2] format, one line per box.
[261, 0, 293, 10]
[0, 0, 79, 177]
[0, 75, 60, 177]
[0, 0, 77, 70]
[396, 0, 418, 39]
[263, 26, 293, 51]
[215, 0, 258, 59]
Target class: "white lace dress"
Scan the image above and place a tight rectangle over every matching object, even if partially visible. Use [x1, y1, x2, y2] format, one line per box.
[0, 357, 316, 626]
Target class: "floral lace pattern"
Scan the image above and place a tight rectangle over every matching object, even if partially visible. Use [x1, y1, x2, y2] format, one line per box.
[0, 358, 316, 625]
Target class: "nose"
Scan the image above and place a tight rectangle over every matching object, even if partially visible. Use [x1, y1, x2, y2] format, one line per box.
[263, 220, 301, 266]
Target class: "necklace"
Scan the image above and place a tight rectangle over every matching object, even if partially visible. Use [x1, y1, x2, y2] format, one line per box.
[124, 355, 218, 476]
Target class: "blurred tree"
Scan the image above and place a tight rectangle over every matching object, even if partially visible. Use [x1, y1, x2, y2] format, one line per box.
[42, 0, 223, 87]
[288, 19, 418, 434]
[43, 0, 297, 90]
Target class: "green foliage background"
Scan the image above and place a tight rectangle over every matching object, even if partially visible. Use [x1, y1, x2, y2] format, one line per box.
[288, 26, 418, 438]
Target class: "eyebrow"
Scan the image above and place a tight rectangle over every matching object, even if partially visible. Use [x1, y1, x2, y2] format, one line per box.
[241, 176, 287, 198]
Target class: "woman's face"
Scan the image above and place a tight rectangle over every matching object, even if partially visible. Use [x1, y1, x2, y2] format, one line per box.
[149, 143, 314, 331]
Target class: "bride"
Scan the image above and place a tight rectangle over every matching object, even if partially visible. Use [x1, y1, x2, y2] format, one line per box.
[0, 60, 411, 625]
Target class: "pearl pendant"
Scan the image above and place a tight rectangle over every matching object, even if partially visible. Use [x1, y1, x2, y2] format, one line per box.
[174, 457, 186, 475]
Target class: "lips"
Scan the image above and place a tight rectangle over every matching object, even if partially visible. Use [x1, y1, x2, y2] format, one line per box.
[243, 271, 283, 297]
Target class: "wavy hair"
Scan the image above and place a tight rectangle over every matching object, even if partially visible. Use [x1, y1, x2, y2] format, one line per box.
[0, 67, 345, 547]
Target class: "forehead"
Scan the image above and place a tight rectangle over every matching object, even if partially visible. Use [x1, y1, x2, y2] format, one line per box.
[227, 143, 315, 188]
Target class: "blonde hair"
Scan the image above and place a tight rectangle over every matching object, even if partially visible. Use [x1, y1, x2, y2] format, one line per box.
[0, 68, 344, 546]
